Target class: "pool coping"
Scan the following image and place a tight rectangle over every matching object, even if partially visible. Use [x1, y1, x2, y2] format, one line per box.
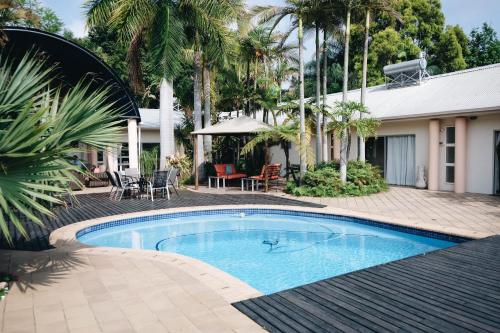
[49, 204, 487, 303]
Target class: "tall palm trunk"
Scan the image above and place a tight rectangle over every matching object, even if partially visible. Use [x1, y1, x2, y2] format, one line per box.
[203, 61, 212, 162]
[253, 58, 258, 119]
[315, 23, 321, 164]
[193, 39, 204, 177]
[322, 29, 328, 162]
[245, 58, 251, 116]
[359, 8, 370, 162]
[127, 31, 145, 95]
[340, 4, 351, 183]
[298, 16, 307, 177]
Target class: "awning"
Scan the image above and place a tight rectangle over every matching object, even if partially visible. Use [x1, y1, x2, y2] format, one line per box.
[3, 27, 140, 120]
[191, 116, 271, 135]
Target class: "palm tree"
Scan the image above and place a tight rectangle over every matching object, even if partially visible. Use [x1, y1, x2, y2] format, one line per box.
[0, 53, 122, 243]
[178, 0, 242, 173]
[358, 0, 398, 162]
[326, 101, 380, 158]
[255, 0, 315, 178]
[241, 124, 300, 192]
[86, 0, 185, 95]
[339, 0, 355, 183]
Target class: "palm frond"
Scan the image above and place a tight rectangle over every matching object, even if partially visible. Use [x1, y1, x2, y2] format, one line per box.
[0, 53, 123, 244]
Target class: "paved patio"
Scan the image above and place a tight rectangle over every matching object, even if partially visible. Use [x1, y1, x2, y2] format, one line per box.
[279, 186, 500, 238]
[1, 186, 500, 332]
[0, 247, 264, 333]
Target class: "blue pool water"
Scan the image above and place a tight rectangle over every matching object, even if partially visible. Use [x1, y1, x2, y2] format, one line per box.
[78, 210, 457, 294]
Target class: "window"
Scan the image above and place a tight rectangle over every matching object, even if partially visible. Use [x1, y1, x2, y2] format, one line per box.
[97, 150, 105, 167]
[118, 143, 129, 171]
[445, 127, 455, 183]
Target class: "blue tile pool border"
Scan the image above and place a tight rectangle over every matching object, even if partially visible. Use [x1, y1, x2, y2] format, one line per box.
[75, 208, 471, 244]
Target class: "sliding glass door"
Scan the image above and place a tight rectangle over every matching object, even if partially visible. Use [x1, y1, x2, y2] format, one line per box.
[366, 135, 416, 186]
[386, 135, 416, 186]
[495, 131, 500, 195]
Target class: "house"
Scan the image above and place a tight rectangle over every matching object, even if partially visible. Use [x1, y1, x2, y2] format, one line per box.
[316, 62, 500, 195]
[120, 61, 500, 195]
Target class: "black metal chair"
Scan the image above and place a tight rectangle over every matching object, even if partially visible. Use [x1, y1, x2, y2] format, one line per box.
[106, 171, 118, 198]
[146, 171, 169, 201]
[114, 171, 139, 201]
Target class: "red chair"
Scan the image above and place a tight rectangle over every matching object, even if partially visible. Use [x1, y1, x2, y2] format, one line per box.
[250, 164, 282, 190]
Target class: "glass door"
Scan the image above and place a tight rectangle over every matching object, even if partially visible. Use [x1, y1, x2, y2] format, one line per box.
[495, 131, 500, 195]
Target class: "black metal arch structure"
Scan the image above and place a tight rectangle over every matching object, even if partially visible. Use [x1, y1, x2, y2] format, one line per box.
[1, 26, 140, 120]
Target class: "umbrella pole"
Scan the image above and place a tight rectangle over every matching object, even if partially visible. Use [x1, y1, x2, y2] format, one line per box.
[194, 134, 199, 190]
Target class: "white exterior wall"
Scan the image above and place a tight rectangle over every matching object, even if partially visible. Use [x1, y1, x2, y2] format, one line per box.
[374, 114, 500, 194]
[467, 113, 500, 194]
[377, 119, 429, 180]
[123, 111, 500, 194]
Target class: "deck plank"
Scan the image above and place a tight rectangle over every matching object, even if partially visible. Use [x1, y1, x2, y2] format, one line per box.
[1, 191, 324, 251]
[234, 236, 500, 333]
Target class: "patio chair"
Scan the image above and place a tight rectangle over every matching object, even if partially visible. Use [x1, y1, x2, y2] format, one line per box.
[106, 171, 118, 198]
[251, 164, 282, 191]
[146, 170, 169, 201]
[167, 167, 179, 197]
[114, 171, 140, 201]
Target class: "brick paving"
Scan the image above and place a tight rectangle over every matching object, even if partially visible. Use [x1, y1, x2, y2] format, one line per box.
[274, 186, 500, 237]
[0, 248, 264, 333]
[2, 186, 500, 332]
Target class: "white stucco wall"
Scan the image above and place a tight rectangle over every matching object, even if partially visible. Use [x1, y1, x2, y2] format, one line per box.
[375, 114, 500, 194]
[122, 112, 500, 194]
[377, 119, 429, 175]
[466, 113, 500, 194]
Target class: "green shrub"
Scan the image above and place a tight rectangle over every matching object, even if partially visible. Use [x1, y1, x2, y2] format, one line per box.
[286, 161, 387, 197]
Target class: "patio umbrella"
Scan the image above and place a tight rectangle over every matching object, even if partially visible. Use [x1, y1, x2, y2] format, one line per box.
[191, 116, 272, 190]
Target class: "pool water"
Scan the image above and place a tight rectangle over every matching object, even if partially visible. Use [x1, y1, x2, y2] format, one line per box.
[78, 211, 457, 294]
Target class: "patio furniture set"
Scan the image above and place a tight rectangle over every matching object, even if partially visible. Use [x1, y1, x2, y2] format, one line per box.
[210, 163, 282, 191]
[106, 168, 179, 201]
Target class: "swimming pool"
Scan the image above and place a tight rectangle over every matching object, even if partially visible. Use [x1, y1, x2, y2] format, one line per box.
[77, 209, 461, 294]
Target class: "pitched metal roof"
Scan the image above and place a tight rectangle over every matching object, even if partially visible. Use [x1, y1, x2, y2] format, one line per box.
[139, 108, 184, 129]
[326, 63, 500, 120]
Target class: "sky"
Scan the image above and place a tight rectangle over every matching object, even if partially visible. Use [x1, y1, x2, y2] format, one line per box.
[42, 0, 500, 62]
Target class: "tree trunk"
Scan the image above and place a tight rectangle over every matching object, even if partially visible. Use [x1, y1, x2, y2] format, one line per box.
[127, 31, 145, 95]
[245, 58, 251, 116]
[359, 8, 370, 162]
[203, 61, 212, 162]
[298, 16, 307, 178]
[322, 29, 328, 162]
[193, 42, 204, 178]
[340, 5, 351, 183]
[253, 58, 258, 119]
[315, 23, 322, 164]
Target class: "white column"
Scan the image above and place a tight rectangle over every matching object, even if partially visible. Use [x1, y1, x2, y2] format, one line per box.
[137, 123, 142, 172]
[88, 148, 98, 166]
[455, 117, 467, 194]
[160, 78, 175, 170]
[127, 119, 138, 170]
[428, 119, 440, 191]
[106, 147, 117, 172]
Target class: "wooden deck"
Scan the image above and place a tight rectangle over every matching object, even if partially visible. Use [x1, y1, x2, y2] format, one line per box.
[1, 190, 323, 251]
[233, 235, 500, 333]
